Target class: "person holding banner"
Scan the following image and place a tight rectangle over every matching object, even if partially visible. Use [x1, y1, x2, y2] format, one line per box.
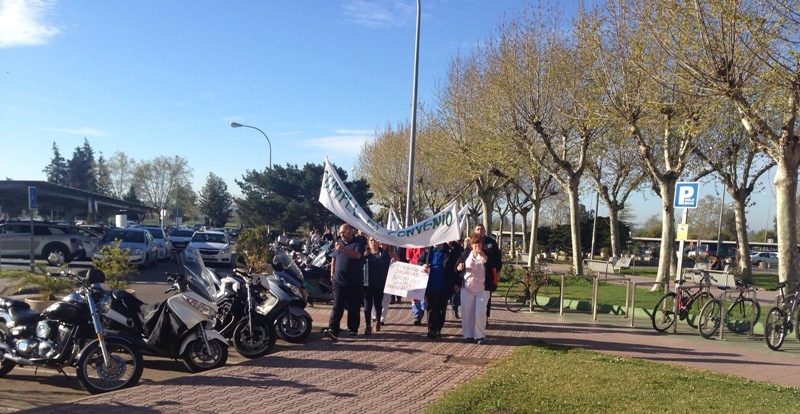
[324, 223, 366, 341]
[457, 234, 491, 344]
[419, 242, 462, 339]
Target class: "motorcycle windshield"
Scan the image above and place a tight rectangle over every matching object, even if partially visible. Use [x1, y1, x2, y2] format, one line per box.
[276, 249, 305, 283]
[180, 246, 218, 302]
[310, 241, 332, 267]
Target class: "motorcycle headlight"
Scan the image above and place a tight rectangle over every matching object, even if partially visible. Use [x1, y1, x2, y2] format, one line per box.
[283, 280, 302, 298]
[183, 295, 216, 320]
[36, 321, 52, 339]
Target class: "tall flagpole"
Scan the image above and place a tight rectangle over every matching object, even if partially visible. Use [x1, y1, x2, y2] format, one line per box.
[405, 0, 421, 227]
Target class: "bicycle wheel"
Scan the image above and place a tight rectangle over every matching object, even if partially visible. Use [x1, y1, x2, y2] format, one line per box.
[533, 278, 561, 310]
[794, 304, 800, 342]
[726, 297, 760, 334]
[685, 292, 713, 329]
[764, 307, 787, 351]
[652, 292, 678, 332]
[504, 281, 530, 312]
[697, 298, 722, 339]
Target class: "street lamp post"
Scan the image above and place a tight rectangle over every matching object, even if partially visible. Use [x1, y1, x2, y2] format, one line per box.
[230, 122, 272, 169]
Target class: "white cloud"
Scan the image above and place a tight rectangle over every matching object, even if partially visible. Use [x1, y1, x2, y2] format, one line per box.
[340, 0, 415, 29]
[43, 126, 110, 137]
[0, 0, 61, 48]
[303, 132, 373, 156]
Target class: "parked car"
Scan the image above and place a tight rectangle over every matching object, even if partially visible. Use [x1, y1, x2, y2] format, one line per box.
[187, 228, 232, 267]
[0, 221, 85, 262]
[93, 227, 158, 268]
[64, 224, 104, 260]
[168, 228, 195, 253]
[139, 226, 172, 261]
[750, 251, 778, 267]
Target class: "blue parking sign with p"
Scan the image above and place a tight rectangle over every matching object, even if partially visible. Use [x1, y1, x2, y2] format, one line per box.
[674, 182, 699, 208]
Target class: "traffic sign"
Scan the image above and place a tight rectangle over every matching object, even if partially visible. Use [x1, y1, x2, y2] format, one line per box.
[674, 182, 699, 208]
[28, 186, 37, 210]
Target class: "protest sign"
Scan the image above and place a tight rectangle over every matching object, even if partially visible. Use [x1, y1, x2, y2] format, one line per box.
[383, 261, 428, 301]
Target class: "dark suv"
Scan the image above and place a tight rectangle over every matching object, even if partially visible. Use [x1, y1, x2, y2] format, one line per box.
[0, 221, 85, 262]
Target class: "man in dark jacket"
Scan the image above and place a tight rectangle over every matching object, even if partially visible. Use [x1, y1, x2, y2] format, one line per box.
[419, 242, 461, 339]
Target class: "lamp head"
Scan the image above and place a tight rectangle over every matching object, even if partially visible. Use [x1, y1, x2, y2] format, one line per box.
[230, 122, 243, 128]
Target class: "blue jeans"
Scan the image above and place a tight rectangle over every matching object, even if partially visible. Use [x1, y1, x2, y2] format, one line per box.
[411, 298, 426, 320]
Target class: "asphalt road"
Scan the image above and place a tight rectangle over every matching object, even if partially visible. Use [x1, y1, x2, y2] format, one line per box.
[0, 258, 311, 413]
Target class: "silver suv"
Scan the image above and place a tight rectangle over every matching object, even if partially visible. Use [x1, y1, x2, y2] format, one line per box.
[0, 221, 85, 262]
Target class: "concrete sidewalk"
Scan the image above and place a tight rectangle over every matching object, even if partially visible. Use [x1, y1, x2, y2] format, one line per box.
[20, 294, 800, 414]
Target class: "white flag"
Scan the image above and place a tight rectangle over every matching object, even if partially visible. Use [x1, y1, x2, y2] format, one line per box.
[319, 158, 461, 247]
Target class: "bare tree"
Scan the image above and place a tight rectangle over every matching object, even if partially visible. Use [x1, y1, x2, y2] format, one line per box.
[134, 155, 193, 219]
[634, 0, 800, 283]
[107, 151, 138, 199]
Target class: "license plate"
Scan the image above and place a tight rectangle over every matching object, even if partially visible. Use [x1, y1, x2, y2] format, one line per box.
[202, 255, 217, 261]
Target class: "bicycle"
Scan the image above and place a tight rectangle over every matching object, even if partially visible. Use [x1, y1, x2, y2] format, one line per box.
[651, 271, 714, 332]
[697, 278, 761, 339]
[763, 281, 800, 351]
[504, 263, 561, 312]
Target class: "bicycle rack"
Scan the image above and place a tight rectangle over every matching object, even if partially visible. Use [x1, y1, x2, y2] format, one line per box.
[559, 273, 599, 320]
[629, 279, 670, 328]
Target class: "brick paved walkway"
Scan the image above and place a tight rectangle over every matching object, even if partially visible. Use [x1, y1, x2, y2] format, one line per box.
[17, 297, 800, 414]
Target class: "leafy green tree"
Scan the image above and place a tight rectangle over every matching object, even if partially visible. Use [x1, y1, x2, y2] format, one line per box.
[67, 138, 98, 192]
[92, 240, 135, 290]
[122, 185, 142, 204]
[43, 142, 69, 185]
[95, 153, 112, 196]
[236, 162, 372, 231]
[198, 172, 233, 227]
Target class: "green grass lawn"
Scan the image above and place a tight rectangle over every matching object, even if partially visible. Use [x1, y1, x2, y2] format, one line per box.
[425, 342, 800, 413]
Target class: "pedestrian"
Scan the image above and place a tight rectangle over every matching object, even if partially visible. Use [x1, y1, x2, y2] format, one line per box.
[324, 223, 366, 341]
[406, 246, 426, 325]
[374, 242, 400, 325]
[473, 224, 502, 318]
[419, 241, 461, 339]
[363, 237, 395, 334]
[448, 240, 464, 319]
[457, 234, 491, 344]
[322, 228, 335, 243]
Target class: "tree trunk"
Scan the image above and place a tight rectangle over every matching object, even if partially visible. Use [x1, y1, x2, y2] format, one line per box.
[608, 207, 622, 257]
[509, 210, 516, 259]
[731, 197, 752, 280]
[519, 206, 531, 252]
[476, 187, 495, 236]
[527, 200, 542, 267]
[567, 179, 583, 275]
[653, 181, 677, 290]
[774, 160, 800, 285]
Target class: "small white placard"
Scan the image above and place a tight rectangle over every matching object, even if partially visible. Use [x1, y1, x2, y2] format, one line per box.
[384, 261, 429, 300]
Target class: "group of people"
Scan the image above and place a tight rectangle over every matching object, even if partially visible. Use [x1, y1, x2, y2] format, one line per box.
[323, 222, 502, 345]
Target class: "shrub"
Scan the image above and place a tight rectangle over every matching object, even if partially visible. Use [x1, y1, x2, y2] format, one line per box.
[10, 264, 74, 300]
[500, 266, 525, 283]
[236, 225, 274, 273]
[92, 240, 136, 290]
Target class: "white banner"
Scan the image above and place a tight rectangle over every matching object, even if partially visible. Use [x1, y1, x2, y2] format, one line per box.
[383, 261, 428, 300]
[319, 158, 462, 248]
[457, 202, 470, 232]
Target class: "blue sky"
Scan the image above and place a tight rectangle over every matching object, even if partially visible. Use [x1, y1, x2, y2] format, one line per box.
[0, 0, 775, 229]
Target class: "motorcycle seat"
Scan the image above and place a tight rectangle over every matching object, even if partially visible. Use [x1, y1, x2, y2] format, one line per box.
[0, 297, 31, 310]
[8, 306, 39, 325]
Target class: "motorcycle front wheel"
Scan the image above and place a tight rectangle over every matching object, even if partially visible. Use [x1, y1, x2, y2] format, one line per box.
[76, 338, 144, 394]
[0, 358, 15, 377]
[181, 338, 228, 372]
[232, 315, 277, 358]
[276, 312, 312, 343]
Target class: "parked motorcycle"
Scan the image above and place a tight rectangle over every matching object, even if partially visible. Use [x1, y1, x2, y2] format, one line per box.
[211, 260, 285, 358]
[103, 246, 228, 372]
[270, 246, 314, 343]
[0, 261, 144, 394]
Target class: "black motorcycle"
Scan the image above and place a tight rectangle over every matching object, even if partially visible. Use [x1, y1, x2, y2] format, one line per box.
[0, 266, 144, 394]
[212, 262, 281, 359]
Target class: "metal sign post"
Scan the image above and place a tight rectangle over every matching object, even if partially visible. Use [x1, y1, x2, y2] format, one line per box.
[674, 182, 699, 281]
